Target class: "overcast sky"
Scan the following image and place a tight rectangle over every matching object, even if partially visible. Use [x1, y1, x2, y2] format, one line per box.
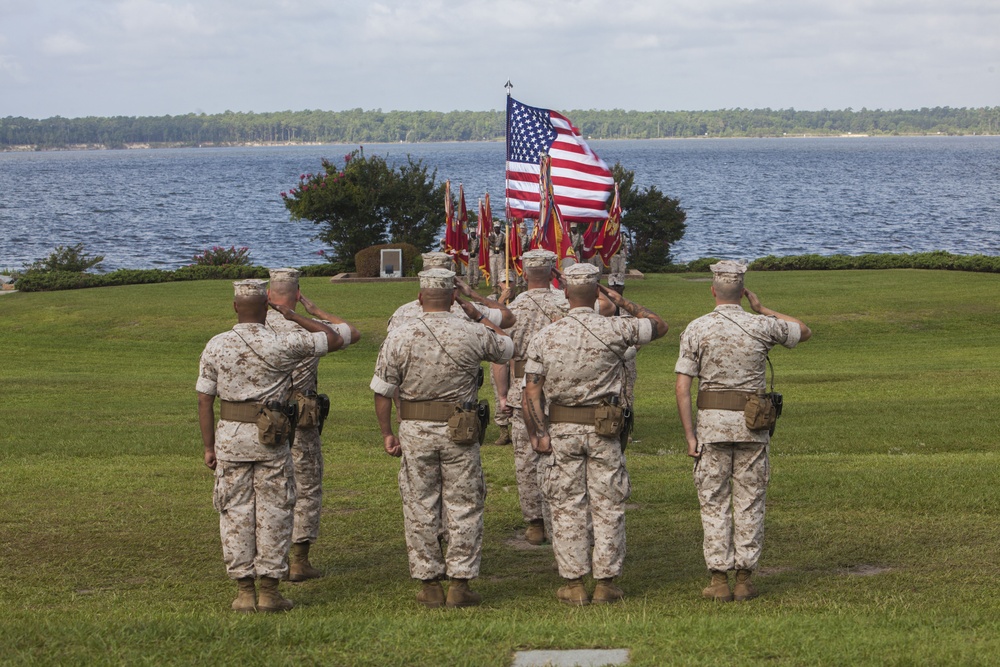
[1, 0, 997, 119]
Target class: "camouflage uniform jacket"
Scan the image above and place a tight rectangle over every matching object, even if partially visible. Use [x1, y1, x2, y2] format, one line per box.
[675, 304, 802, 444]
[525, 307, 653, 410]
[371, 311, 514, 403]
[505, 287, 570, 409]
[265, 310, 354, 394]
[387, 300, 498, 333]
[197, 323, 329, 461]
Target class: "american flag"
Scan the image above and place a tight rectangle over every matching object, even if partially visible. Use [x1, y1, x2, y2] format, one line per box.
[506, 96, 614, 222]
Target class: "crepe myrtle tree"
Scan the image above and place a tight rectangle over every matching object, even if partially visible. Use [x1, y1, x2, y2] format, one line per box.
[610, 162, 687, 272]
[282, 148, 446, 271]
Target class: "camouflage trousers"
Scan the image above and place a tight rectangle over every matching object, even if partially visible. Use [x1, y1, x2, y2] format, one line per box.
[213, 453, 296, 580]
[291, 425, 323, 544]
[693, 442, 770, 571]
[467, 262, 480, 288]
[608, 254, 626, 287]
[540, 424, 630, 580]
[397, 420, 486, 581]
[510, 408, 551, 529]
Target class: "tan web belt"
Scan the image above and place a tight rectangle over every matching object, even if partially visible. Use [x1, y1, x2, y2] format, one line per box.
[512, 359, 527, 378]
[399, 400, 457, 422]
[219, 400, 263, 423]
[548, 403, 598, 425]
[696, 390, 755, 411]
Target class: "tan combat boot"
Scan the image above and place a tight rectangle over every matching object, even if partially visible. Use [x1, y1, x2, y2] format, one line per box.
[416, 579, 446, 608]
[493, 425, 512, 446]
[288, 542, 323, 582]
[733, 569, 759, 601]
[592, 578, 624, 604]
[446, 578, 482, 608]
[702, 570, 733, 602]
[524, 519, 546, 546]
[257, 576, 294, 612]
[231, 577, 256, 613]
[557, 577, 590, 606]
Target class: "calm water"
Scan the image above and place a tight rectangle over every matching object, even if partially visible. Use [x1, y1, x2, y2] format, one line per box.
[1, 137, 998, 271]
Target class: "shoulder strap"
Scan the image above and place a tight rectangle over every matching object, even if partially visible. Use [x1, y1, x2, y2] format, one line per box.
[417, 317, 479, 393]
[714, 311, 777, 392]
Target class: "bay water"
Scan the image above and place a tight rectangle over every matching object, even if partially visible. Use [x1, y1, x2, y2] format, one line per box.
[1, 136, 998, 272]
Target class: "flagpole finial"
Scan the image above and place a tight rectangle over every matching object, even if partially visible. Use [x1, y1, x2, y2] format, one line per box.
[505, 80, 513, 96]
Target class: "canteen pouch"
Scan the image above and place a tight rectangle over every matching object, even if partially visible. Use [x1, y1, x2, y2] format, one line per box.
[594, 401, 625, 437]
[256, 402, 293, 447]
[448, 402, 481, 446]
[744, 393, 777, 432]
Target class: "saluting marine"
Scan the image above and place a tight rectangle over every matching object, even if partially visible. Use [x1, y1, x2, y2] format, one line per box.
[522, 263, 668, 606]
[265, 268, 359, 582]
[675, 260, 811, 602]
[197, 279, 343, 613]
[371, 269, 514, 608]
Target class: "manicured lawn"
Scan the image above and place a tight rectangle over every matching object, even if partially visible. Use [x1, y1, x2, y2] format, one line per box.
[2, 270, 999, 665]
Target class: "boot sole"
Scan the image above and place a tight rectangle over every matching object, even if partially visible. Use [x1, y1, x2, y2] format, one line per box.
[558, 599, 590, 606]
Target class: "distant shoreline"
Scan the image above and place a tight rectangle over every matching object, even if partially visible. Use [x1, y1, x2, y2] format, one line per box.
[4, 133, 998, 153]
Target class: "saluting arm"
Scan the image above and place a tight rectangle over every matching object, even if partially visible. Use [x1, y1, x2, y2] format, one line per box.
[269, 301, 344, 351]
[743, 288, 812, 342]
[455, 276, 516, 327]
[456, 295, 512, 338]
[298, 293, 362, 344]
[598, 284, 669, 340]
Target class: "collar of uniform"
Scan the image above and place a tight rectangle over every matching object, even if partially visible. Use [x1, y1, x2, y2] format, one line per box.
[233, 322, 267, 331]
[568, 306, 594, 314]
[420, 310, 456, 318]
[714, 304, 744, 312]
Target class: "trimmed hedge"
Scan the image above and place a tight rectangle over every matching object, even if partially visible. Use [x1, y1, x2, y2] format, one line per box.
[354, 243, 420, 278]
[18, 264, 276, 292]
[748, 251, 1000, 273]
[13, 251, 1000, 292]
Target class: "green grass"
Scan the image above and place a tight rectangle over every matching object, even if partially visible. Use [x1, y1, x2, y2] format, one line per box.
[2, 270, 1000, 666]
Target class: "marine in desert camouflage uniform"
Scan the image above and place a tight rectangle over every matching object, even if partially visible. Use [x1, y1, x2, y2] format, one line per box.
[675, 260, 811, 602]
[607, 238, 628, 295]
[493, 250, 569, 545]
[467, 231, 481, 288]
[197, 279, 343, 613]
[265, 268, 360, 582]
[371, 269, 514, 608]
[522, 263, 668, 606]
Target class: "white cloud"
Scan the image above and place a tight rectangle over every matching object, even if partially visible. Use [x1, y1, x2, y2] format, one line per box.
[114, 0, 213, 36]
[41, 32, 90, 56]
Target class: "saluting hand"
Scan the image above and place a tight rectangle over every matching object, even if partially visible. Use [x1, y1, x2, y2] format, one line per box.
[454, 277, 474, 298]
[268, 301, 296, 320]
[743, 288, 763, 314]
[298, 293, 316, 315]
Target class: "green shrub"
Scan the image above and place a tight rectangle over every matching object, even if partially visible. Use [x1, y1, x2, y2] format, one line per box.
[297, 263, 344, 278]
[172, 265, 269, 281]
[191, 246, 253, 266]
[24, 243, 104, 273]
[354, 243, 420, 278]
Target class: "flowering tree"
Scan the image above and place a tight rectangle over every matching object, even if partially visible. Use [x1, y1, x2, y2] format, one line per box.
[282, 148, 446, 270]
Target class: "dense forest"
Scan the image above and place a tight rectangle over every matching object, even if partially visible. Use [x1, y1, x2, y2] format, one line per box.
[2, 106, 999, 149]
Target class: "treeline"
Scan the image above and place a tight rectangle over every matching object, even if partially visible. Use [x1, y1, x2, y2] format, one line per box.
[3, 106, 999, 148]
